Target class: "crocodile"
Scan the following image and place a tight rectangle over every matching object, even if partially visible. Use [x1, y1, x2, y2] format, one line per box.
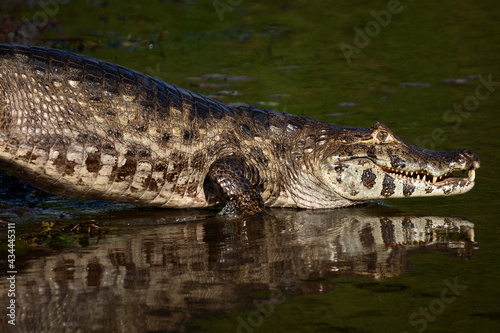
[0, 44, 480, 217]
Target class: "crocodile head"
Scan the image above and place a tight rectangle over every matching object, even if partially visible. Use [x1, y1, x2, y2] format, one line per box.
[319, 122, 480, 202]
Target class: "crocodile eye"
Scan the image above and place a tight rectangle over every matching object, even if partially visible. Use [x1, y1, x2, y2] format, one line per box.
[376, 130, 391, 143]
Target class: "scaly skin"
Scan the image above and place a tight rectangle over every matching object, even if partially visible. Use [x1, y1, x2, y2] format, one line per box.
[0, 44, 480, 217]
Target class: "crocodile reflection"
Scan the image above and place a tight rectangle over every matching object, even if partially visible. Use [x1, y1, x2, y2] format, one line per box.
[0, 207, 475, 332]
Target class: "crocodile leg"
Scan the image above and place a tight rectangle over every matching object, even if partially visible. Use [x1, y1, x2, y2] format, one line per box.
[208, 157, 264, 217]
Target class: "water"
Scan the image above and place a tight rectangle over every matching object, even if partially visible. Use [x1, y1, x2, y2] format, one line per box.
[0, 206, 477, 332]
[1, 0, 500, 332]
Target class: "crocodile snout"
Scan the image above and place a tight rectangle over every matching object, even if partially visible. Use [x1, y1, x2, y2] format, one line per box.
[457, 148, 480, 170]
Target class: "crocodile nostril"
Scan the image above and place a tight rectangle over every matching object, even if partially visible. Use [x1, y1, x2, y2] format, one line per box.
[458, 149, 480, 169]
[460, 149, 475, 158]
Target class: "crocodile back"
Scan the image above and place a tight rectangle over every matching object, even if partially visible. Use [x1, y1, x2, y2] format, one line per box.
[0, 44, 236, 207]
[0, 43, 235, 146]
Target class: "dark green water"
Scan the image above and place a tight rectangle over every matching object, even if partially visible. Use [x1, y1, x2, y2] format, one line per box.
[1, 1, 499, 332]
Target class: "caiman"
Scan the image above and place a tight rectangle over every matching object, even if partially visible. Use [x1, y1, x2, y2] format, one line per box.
[0, 44, 480, 217]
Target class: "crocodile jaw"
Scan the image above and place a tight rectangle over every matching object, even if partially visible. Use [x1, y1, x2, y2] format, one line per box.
[321, 158, 478, 201]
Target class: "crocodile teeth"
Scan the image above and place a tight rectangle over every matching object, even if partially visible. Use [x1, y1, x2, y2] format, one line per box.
[469, 169, 476, 182]
[381, 165, 477, 186]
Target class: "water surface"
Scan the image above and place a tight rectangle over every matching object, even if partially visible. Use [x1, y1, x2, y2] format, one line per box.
[0, 206, 476, 332]
[1, 0, 499, 332]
